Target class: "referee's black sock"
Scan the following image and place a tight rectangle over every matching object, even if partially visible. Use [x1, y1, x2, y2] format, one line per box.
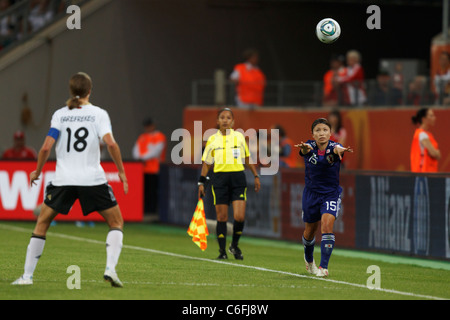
[231, 220, 244, 247]
[216, 221, 227, 251]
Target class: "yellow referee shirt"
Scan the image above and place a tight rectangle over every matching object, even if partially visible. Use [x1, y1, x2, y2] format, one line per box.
[202, 129, 250, 172]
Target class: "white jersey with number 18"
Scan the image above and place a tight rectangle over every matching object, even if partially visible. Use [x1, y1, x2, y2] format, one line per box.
[49, 104, 112, 186]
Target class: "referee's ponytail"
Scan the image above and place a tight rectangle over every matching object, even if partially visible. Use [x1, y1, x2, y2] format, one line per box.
[66, 72, 92, 109]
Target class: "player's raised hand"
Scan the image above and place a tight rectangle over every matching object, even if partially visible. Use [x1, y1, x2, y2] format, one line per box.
[335, 145, 353, 160]
[294, 142, 313, 155]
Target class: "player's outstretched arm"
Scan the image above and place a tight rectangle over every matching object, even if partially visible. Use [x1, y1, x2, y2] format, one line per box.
[334, 145, 353, 160]
[294, 142, 313, 155]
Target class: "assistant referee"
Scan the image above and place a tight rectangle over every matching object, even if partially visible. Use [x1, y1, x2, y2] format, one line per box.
[198, 107, 260, 260]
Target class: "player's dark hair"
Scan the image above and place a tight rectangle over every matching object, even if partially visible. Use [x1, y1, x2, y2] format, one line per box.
[217, 107, 234, 119]
[411, 108, 429, 125]
[311, 118, 331, 132]
[66, 72, 92, 110]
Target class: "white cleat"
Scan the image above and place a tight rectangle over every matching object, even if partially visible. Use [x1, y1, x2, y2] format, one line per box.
[11, 275, 33, 285]
[316, 267, 329, 277]
[104, 269, 123, 288]
[304, 256, 319, 275]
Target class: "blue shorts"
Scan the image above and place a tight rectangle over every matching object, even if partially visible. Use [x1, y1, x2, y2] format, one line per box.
[302, 187, 341, 223]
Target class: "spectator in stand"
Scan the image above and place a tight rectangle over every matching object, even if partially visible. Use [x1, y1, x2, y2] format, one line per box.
[230, 48, 266, 109]
[433, 51, 450, 105]
[328, 109, 347, 146]
[0, 0, 16, 49]
[328, 109, 347, 168]
[28, 0, 54, 33]
[2, 130, 37, 160]
[270, 124, 297, 168]
[392, 62, 404, 92]
[372, 70, 402, 106]
[132, 118, 166, 215]
[322, 54, 346, 106]
[337, 50, 366, 106]
[407, 76, 431, 106]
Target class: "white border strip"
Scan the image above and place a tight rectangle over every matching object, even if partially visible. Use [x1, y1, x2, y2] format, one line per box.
[0, 224, 446, 300]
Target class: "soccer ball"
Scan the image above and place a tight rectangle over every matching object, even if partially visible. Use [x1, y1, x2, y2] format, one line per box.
[316, 18, 341, 44]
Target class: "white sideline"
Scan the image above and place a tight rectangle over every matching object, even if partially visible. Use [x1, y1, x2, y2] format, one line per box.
[0, 223, 446, 300]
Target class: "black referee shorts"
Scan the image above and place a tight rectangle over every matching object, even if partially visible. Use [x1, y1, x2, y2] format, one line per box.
[44, 183, 118, 216]
[211, 171, 247, 205]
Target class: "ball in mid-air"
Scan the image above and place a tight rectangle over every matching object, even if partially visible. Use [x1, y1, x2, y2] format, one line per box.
[316, 18, 341, 44]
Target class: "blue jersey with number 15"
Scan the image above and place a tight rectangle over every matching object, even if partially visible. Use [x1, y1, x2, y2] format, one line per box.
[299, 139, 343, 195]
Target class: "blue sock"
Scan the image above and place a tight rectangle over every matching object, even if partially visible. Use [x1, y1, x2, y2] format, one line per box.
[302, 235, 315, 263]
[320, 233, 335, 269]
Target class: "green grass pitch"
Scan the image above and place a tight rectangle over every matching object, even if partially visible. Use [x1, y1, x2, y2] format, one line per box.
[0, 221, 448, 301]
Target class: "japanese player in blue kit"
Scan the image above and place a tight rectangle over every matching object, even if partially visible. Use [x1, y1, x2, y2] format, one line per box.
[295, 118, 353, 277]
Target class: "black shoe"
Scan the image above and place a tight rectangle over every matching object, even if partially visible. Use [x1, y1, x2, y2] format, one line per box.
[216, 249, 228, 260]
[228, 244, 244, 260]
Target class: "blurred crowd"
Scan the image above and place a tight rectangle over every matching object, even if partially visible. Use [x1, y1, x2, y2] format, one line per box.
[229, 47, 449, 108]
[321, 49, 443, 107]
[0, 0, 67, 51]
[1, 2, 447, 107]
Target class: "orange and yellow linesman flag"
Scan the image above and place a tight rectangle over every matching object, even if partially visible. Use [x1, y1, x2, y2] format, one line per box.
[187, 199, 209, 251]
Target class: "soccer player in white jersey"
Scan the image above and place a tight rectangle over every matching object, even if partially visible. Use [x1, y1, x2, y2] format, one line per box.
[12, 72, 128, 287]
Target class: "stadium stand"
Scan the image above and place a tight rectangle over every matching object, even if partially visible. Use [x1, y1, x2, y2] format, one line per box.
[0, 0, 90, 53]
